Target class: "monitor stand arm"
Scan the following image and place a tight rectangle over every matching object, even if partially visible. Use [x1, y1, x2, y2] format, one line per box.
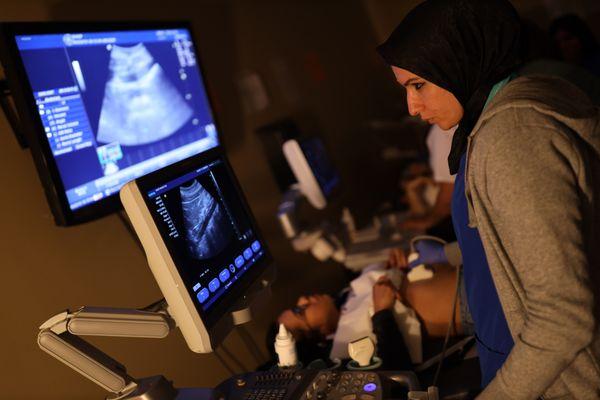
[37, 301, 215, 400]
[0, 79, 28, 148]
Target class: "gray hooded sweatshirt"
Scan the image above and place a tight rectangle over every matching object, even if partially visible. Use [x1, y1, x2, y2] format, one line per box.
[460, 75, 600, 399]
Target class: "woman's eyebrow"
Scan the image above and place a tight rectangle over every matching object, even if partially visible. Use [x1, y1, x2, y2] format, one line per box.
[402, 77, 420, 87]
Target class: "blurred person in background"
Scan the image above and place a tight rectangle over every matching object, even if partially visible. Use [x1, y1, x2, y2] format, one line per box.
[550, 13, 600, 76]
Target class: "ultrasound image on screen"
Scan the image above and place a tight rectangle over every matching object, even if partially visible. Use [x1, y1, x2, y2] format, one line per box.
[97, 43, 193, 146]
[14, 29, 220, 212]
[180, 179, 232, 260]
[146, 158, 264, 312]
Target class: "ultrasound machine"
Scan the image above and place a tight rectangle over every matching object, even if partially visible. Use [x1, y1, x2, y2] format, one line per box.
[34, 148, 420, 399]
[274, 135, 405, 270]
[0, 22, 426, 399]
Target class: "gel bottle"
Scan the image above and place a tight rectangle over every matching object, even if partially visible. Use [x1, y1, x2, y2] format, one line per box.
[274, 324, 298, 368]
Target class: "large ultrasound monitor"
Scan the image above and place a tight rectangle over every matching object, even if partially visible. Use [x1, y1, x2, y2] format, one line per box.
[0, 22, 220, 225]
[120, 148, 274, 352]
[283, 137, 340, 209]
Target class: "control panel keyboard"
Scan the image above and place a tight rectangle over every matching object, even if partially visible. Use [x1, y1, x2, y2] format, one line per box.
[299, 371, 382, 400]
[215, 370, 390, 400]
[214, 369, 315, 400]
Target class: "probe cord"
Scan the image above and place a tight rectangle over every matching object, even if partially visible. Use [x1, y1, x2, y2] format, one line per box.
[220, 342, 250, 373]
[433, 264, 461, 387]
[408, 235, 461, 387]
[238, 326, 267, 364]
[214, 349, 237, 376]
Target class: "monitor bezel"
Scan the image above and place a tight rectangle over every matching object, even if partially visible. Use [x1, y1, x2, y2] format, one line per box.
[130, 147, 273, 339]
[0, 21, 222, 226]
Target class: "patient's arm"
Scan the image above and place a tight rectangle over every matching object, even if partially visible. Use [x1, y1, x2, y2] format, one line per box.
[402, 264, 462, 337]
[371, 277, 412, 370]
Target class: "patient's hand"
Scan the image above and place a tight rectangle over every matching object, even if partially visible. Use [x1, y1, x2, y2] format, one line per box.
[387, 248, 409, 271]
[373, 276, 401, 313]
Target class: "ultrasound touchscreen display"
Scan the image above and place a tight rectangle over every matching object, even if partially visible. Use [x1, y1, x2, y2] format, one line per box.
[144, 158, 265, 312]
[14, 28, 219, 211]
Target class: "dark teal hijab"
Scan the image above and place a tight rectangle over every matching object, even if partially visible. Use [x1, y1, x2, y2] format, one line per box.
[377, 0, 522, 174]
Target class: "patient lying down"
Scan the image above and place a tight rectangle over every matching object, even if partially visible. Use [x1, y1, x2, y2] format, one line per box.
[273, 258, 465, 370]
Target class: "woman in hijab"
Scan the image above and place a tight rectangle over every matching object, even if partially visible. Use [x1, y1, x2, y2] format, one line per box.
[377, 0, 600, 398]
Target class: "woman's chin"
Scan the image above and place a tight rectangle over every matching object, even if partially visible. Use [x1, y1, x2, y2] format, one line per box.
[438, 121, 458, 130]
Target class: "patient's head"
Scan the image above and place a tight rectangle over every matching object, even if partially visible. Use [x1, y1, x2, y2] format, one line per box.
[278, 294, 340, 340]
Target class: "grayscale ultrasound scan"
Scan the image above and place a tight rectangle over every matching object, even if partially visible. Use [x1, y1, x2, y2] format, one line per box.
[96, 43, 193, 146]
[180, 179, 232, 260]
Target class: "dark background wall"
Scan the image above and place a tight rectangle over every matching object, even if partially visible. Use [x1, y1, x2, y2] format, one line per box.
[1, 0, 599, 398]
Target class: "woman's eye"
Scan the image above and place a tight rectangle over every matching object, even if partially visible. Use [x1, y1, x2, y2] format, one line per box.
[414, 82, 424, 90]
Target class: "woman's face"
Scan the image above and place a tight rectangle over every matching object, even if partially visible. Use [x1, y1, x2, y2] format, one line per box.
[277, 294, 340, 339]
[392, 66, 464, 130]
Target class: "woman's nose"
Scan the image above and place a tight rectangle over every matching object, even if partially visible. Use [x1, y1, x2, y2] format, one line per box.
[407, 92, 421, 116]
[297, 296, 309, 305]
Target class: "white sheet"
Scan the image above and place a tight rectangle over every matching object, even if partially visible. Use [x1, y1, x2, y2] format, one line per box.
[330, 264, 422, 364]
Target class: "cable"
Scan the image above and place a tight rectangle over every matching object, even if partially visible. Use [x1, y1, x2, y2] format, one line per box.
[238, 326, 265, 364]
[408, 234, 448, 253]
[214, 349, 237, 376]
[237, 326, 266, 364]
[451, 271, 460, 336]
[140, 298, 167, 312]
[432, 263, 462, 387]
[409, 234, 462, 387]
[220, 342, 249, 373]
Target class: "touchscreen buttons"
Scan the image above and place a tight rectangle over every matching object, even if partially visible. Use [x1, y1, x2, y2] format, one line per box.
[219, 269, 230, 282]
[243, 248, 252, 260]
[251, 240, 261, 252]
[235, 255, 244, 268]
[209, 278, 220, 292]
[197, 288, 210, 303]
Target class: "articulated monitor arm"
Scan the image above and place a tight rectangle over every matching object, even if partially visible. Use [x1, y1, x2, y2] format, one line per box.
[37, 302, 180, 400]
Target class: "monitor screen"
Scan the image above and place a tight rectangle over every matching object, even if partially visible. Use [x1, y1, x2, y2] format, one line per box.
[300, 137, 340, 198]
[4, 24, 219, 223]
[143, 155, 266, 314]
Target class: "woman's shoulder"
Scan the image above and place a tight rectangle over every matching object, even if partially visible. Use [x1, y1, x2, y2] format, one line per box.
[486, 75, 596, 120]
[473, 75, 599, 155]
[518, 60, 600, 104]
